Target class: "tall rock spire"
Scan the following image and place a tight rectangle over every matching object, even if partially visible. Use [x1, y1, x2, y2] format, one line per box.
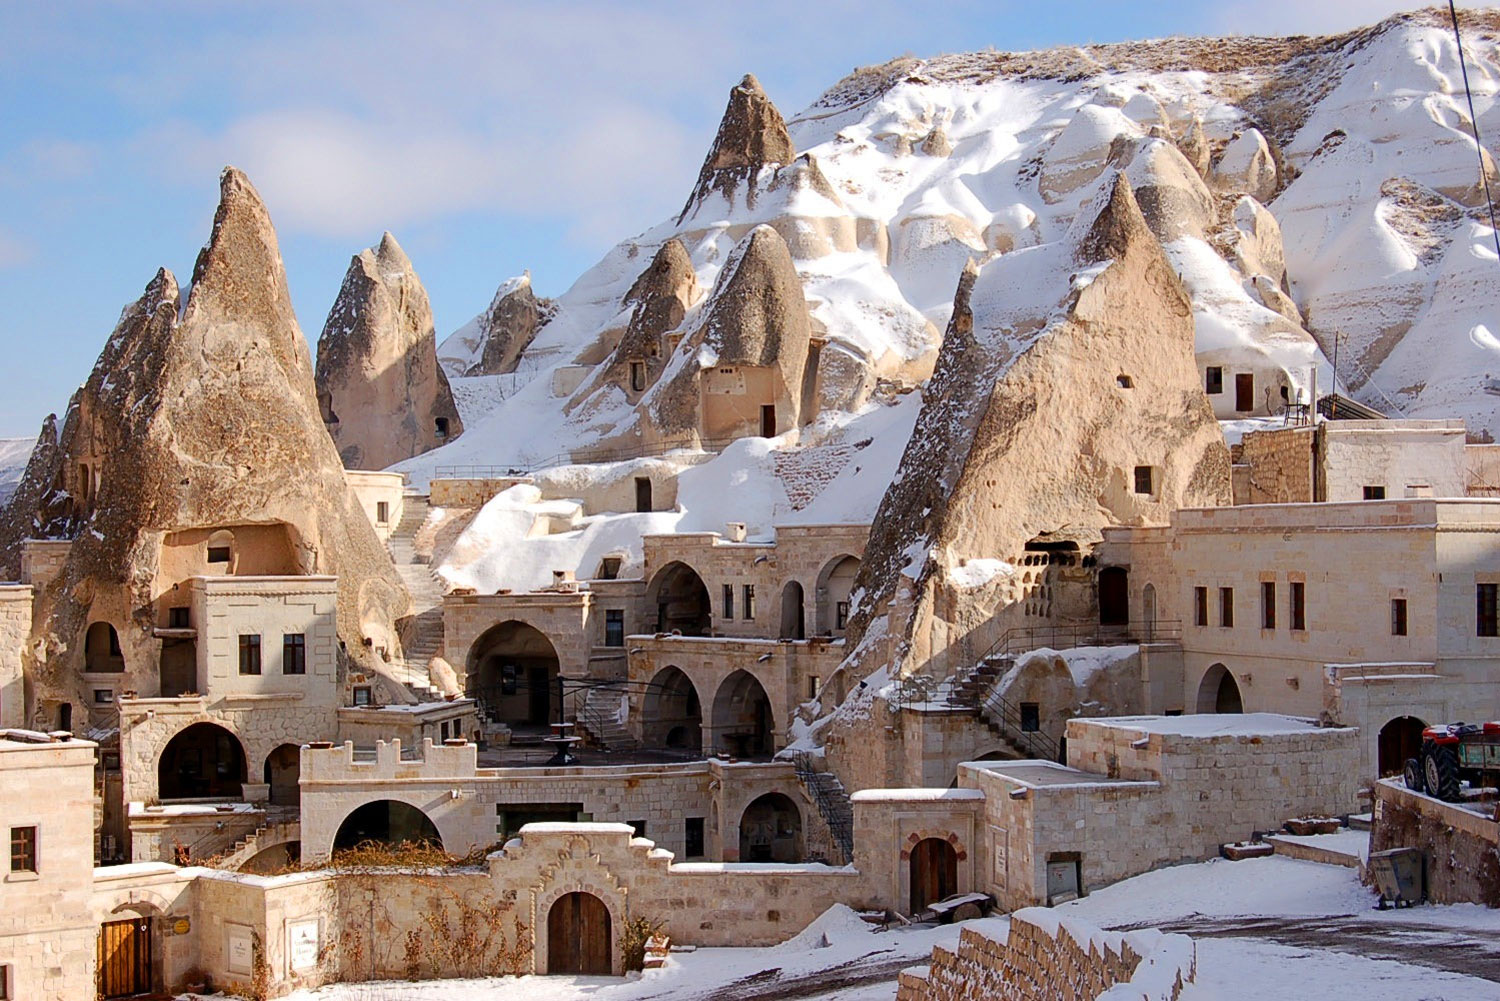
[315, 231, 463, 470]
[678, 73, 796, 223]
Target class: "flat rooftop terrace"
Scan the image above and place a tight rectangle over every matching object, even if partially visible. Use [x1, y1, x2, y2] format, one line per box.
[964, 759, 1155, 790]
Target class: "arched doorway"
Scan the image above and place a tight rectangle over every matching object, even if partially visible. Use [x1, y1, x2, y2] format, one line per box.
[1196, 664, 1243, 714]
[1141, 583, 1157, 641]
[98, 913, 154, 998]
[263, 744, 301, 807]
[547, 891, 612, 975]
[240, 841, 300, 874]
[646, 562, 711, 636]
[1098, 566, 1129, 626]
[158, 723, 247, 800]
[712, 670, 774, 757]
[333, 800, 441, 852]
[816, 556, 860, 635]
[910, 837, 959, 913]
[779, 581, 805, 640]
[641, 667, 702, 752]
[1378, 716, 1427, 777]
[739, 792, 803, 862]
[85, 622, 125, 673]
[466, 621, 561, 728]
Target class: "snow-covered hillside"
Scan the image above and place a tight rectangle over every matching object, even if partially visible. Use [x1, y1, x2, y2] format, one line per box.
[414, 9, 1500, 590]
[0, 438, 32, 505]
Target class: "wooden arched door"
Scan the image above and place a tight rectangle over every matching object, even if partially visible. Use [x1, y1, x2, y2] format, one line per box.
[547, 891, 611, 975]
[910, 837, 959, 913]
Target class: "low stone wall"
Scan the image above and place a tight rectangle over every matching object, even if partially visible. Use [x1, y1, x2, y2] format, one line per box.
[896, 909, 1195, 1001]
[1370, 778, 1500, 906]
[429, 477, 530, 508]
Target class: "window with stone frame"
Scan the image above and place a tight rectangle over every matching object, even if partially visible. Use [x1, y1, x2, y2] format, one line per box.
[1193, 587, 1208, 627]
[1290, 581, 1306, 631]
[685, 817, 705, 858]
[238, 634, 261, 675]
[283, 633, 306, 675]
[722, 584, 734, 619]
[9, 826, 36, 873]
[1391, 598, 1408, 636]
[604, 609, 624, 647]
[742, 584, 756, 620]
[352, 686, 372, 706]
[1479, 584, 1498, 637]
[1219, 587, 1234, 628]
[1261, 581, 1276, 630]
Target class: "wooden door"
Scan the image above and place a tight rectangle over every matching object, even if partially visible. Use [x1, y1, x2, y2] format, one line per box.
[99, 917, 150, 998]
[760, 405, 776, 438]
[1235, 372, 1254, 412]
[547, 891, 612, 975]
[909, 838, 958, 913]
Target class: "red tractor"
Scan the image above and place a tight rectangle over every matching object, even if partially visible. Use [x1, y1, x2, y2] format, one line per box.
[1403, 722, 1500, 802]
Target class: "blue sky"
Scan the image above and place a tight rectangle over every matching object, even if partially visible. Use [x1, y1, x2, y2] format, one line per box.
[0, 0, 1461, 436]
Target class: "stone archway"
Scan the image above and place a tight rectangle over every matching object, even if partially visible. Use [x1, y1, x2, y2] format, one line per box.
[547, 891, 612, 975]
[263, 744, 301, 807]
[158, 722, 247, 800]
[816, 555, 860, 636]
[1196, 663, 1242, 714]
[466, 621, 561, 728]
[641, 666, 702, 752]
[1378, 716, 1427, 777]
[646, 562, 712, 636]
[333, 800, 442, 853]
[738, 792, 803, 862]
[909, 837, 959, 913]
[779, 581, 806, 640]
[85, 621, 125, 673]
[711, 670, 775, 758]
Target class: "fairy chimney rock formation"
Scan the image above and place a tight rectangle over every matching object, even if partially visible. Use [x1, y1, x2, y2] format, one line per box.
[679, 73, 796, 222]
[648, 225, 814, 443]
[315, 232, 463, 470]
[0, 413, 61, 579]
[17, 167, 413, 718]
[846, 171, 1231, 686]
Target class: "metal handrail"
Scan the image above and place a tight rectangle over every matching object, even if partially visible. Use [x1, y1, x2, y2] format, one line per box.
[789, 750, 854, 863]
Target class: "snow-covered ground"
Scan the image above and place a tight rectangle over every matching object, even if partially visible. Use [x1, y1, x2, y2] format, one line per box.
[0, 436, 32, 504]
[251, 856, 1500, 1001]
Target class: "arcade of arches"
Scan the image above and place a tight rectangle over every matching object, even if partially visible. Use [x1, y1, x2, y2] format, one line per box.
[333, 800, 442, 853]
[158, 723, 246, 801]
[467, 621, 561, 728]
[648, 562, 711, 636]
[738, 792, 803, 862]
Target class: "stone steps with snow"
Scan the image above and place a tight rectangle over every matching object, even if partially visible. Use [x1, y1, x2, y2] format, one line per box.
[576, 687, 638, 752]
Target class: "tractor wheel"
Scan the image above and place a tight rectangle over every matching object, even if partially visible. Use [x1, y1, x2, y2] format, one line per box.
[1424, 744, 1461, 801]
[1403, 757, 1425, 793]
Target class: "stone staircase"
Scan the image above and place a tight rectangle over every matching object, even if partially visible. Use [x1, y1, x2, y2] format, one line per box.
[387, 494, 447, 701]
[212, 815, 301, 872]
[576, 686, 639, 752]
[950, 654, 1013, 707]
[943, 654, 1061, 763]
[790, 751, 855, 864]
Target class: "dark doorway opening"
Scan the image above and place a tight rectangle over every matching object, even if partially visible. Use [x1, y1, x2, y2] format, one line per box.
[1378, 716, 1427, 777]
[760, 404, 776, 438]
[1235, 372, 1254, 412]
[333, 800, 441, 852]
[635, 476, 652, 513]
[1098, 566, 1129, 626]
[158, 723, 247, 800]
[739, 792, 803, 862]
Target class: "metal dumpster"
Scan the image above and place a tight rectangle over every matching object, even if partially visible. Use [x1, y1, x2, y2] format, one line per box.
[1368, 847, 1424, 908]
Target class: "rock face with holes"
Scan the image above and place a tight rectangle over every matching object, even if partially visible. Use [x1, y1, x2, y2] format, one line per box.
[11, 167, 413, 722]
[0, 413, 62, 580]
[846, 174, 1231, 687]
[315, 232, 463, 470]
[679, 73, 796, 223]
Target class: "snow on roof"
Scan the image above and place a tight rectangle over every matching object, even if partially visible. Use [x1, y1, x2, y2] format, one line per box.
[966, 759, 1156, 790]
[1072, 713, 1343, 737]
[849, 787, 986, 802]
[519, 821, 636, 836]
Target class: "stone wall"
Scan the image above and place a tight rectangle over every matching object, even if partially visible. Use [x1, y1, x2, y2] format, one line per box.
[345, 471, 405, 543]
[429, 477, 531, 508]
[0, 584, 30, 726]
[1239, 426, 1313, 504]
[18, 539, 70, 589]
[1369, 778, 1500, 906]
[896, 909, 1195, 1001]
[1319, 421, 1467, 502]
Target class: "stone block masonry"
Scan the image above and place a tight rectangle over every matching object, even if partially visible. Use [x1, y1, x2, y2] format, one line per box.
[1370, 778, 1500, 906]
[896, 909, 1195, 1001]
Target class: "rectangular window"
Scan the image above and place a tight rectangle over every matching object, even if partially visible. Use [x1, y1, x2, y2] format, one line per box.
[168, 606, 190, 629]
[9, 826, 36, 873]
[1479, 584, 1498, 637]
[598, 557, 621, 580]
[376, 501, 389, 524]
[435, 417, 450, 438]
[1133, 466, 1154, 495]
[742, 584, 756, 620]
[1391, 598, 1408, 637]
[1290, 582, 1306, 631]
[604, 609, 624, 647]
[207, 545, 231, 564]
[439, 721, 449, 742]
[93, 689, 113, 704]
[1205, 366, 1223, 394]
[1363, 485, 1386, 500]
[722, 584, 734, 619]
[1261, 581, 1276, 630]
[836, 600, 850, 630]
[807, 676, 821, 700]
[0, 963, 9, 999]
[1219, 587, 1235, 628]
[1193, 587, 1209, 627]
[238, 634, 261, 675]
[629, 361, 646, 392]
[500, 664, 518, 695]
[1020, 703, 1041, 733]
[685, 817, 705, 858]
[283, 633, 306, 675]
[628, 820, 646, 838]
[352, 686, 372, 707]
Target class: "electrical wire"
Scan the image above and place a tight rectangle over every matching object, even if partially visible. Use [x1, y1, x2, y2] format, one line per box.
[1449, 1, 1500, 262]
